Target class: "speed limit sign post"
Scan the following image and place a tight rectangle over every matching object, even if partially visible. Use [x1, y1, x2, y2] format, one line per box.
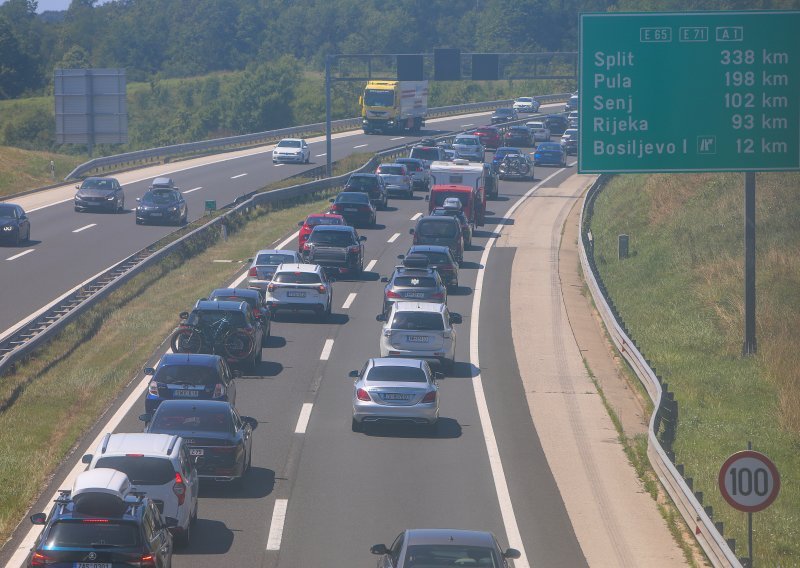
[718, 447, 780, 567]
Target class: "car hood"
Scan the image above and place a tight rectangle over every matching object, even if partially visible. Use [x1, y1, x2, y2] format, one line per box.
[77, 188, 115, 198]
[274, 147, 301, 154]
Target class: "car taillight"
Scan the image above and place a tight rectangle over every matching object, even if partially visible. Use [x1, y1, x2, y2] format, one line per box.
[173, 472, 186, 506]
[138, 554, 157, 567]
[248, 267, 258, 277]
[212, 383, 225, 398]
[356, 388, 371, 401]
[439, 264, 454, 270]
[330, 204, 342, 211]
[148, 381, 159, 396]
[421, 391, 437, 403]
[30, 552, 55, 566]
[348, 245, 360, 253]
[317, 285, 327, 294]
[359, 205, 371, 211]
[431, 292, 445, 299]
[386, 290, 402, 299]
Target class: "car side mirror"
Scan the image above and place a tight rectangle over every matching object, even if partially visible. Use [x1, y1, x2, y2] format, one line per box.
[242, 416, 258, 429]
[396, 254, 405, 260]
[348, 370, 360, 378]
[503, 549, 521, 560]
[449, 313, 462, 324]
[376, 314, 386, 322]
[164, 517, 179, 528]
[329, 198, 335, 203]
[143, 367, 155, 375]
[380, 277, 388, 283]
[30, 513, 47, 525]
[370, 544, 389, 555]
[246, 258, 253, 263]
[179, 311, 189, 320]
[199, 298, 207, 302]
[434, 372, 444, 381]
[81, 454, 93, 464]
[138, 413, 152, 423]
[359, 236, 367, 242]
[409, 228, 415, 235]
[297, 221, 303, 226]
[233, 370, 242, 378]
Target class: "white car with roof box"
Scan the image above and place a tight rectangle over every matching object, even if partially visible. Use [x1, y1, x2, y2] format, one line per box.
[264, 263, 333, 318]
[82, 432, 199, 547]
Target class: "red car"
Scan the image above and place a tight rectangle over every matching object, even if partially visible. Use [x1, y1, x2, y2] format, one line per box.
[472, 126, 502, 150]
[297, 213, 345, 250]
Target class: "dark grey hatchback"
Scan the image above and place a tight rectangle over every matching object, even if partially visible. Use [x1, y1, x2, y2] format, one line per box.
[410, 216, 464, 264]
[371, 528, 520, 567]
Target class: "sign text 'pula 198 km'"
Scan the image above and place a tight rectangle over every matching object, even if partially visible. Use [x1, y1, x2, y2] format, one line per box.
[579, 11, 800, 173]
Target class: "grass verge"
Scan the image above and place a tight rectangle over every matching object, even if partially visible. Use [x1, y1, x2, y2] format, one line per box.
[588, 172, 800, 565]
[0, 146, 86, 199]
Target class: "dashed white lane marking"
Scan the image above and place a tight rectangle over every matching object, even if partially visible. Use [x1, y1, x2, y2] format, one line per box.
[5, 249, 34, 261]
[182, 187, 202, 194]
[387, 232, 400, 243]
[353, 144, 368, 149]
[274, 163, 285, 167]
[315, 153, 327, 157]
[231, 173, 248, 179]
[294, 403, 314, 434]
[342, 293, 357, 310]
[461, 123, 474, 127]
[265, 499, 289, 551]
[410, 212, 422, 221]
[72, 223, 96, 233]
[365, 259, 377, 272]
[319, 338, 334, 361]
[390, 136, 405, 141]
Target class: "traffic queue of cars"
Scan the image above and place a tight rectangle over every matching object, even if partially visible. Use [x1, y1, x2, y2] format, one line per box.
[20, 101, 574, 565]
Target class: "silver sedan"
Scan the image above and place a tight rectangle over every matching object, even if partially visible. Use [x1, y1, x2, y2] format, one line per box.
[351, 358, 440, 433]
[246, 249, 302, 294]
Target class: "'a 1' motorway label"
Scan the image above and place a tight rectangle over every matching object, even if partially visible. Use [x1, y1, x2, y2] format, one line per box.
[579, 11, 800, 173]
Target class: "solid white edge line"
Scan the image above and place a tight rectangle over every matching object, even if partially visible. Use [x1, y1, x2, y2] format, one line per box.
[72, 223, 97, 233]
[410, 212, 422, 221]
[231, 173, 248, 179]
[353, 144, 368, 149]
[182, 187, 202, 194]
[469, 165, 567, 568]
[5, 249, 35, 261]
[315, 153, 327, 157]
[319, 338, 334, 361]
[294, 403, 314, 434]
[390, 137, 405, 141]
[266, 499, 289, 551]
[387, 232, 400, 243]
[341, 292, 357, 310]
[365, 259, 377, 272]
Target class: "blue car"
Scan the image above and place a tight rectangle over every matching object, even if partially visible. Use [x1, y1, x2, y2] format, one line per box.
[533, 142, 567, 167]
[144, 353, 238, 413]
[490, 147, 524, 173]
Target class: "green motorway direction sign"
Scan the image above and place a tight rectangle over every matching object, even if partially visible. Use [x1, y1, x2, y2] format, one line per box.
[579, 11, 800, 173]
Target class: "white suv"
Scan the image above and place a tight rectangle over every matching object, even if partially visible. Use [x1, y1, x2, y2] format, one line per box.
[82, 432, 199, 547]
[264, 263, 333, 319]
[377, 301, 462, 372]
[526, 120, 551, 142]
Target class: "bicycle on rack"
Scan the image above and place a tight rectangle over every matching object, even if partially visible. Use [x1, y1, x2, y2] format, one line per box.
[498, 154, 532, 180]
[170, 311, 253, 360]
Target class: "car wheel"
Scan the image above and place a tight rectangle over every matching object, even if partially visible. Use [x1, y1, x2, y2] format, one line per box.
[12, 230, 20, 246]
[175, 521, 191, 548]
[324, 299, 332, 318]
[117, 198, 124, 213]
[25, 226, 31, 243]
[136, 218, 143, 225]
[351, 417, 363, 433]
[252, 347, 262, 371]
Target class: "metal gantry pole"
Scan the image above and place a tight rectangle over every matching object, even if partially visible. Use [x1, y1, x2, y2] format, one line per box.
[325, 55, 333, 178]
[743, 172, 757, 356]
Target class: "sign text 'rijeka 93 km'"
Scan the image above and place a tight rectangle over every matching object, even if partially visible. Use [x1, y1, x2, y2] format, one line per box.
[579, 11, 800, 173]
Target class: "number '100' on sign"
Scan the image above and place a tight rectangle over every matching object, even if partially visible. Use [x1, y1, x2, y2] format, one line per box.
[718, 450, 780, 513]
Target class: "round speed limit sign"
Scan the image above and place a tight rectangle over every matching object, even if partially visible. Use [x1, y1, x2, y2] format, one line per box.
[718, 450, 780, 513]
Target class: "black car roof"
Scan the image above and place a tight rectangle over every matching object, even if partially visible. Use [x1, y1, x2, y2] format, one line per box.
[348, 173, 378, 179]
[159, 353, 221, 367]
[210, 288, 260, 300]
[408, 245, 452, 254]
[194, 300, 247, 312]
[417, 215, 459, 224]
[405, 529, 497, 547]
[155, 399, 233, 412]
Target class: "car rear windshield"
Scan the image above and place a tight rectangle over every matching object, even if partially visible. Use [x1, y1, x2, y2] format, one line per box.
[528, 122, 544, 129]
[379, 166, 404, 175]
[393, 276, 437, 287]
[308, 230, 354, 246]
[414, 251, 451, 264]
[509, 127, 528, 133]
[335, 193, 370, 204]
[391, 312, 445, 331]
[95, 456, 177, 485]
[417, 221, 458, 238]
[410, 147, 440, 162]
[346, 176, 378, 189]
[305, 217, 342, 227]
[403, 545, 498, 567]
[210, 295, 258, 311]
[274, 272, 321, 284]
[538, 143, 561, 151]
[366, 366, 427, 383]
[454, 138, 479, 146]
[188, 310, 246, 328]
[154, 364, 221, 386]
[48, 521, 140, 548]
[256, 253, 296, 266]
[397, 160, 421, 172]
[152, 405, 234, 432]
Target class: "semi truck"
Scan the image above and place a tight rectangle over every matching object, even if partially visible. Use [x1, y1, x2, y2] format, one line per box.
[360, 80, 428, 134]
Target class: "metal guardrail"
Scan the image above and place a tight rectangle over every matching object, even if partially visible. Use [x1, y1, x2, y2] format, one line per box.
[579, 176, 741, 568]
[65, 94, 571, 180]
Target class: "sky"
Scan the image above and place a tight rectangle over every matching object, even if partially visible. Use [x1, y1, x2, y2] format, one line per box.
[0, 0, 110, 13]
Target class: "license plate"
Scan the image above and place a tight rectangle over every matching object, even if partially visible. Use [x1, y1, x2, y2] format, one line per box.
[344, 207, 358, 212]
[383, 393, 411, 401]
[407, 335, 429, 343]
[75, 564, 112, 568]
[174, 389, 199, 397]
[189, 448, 204, 456]
[149, 212, 162, 217]
[287, 291, 306, 298]
[405, 292, 424, 298]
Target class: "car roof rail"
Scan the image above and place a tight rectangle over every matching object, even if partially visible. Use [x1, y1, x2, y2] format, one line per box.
[100, 432, 112, 454]
[166, 435, 179, 456]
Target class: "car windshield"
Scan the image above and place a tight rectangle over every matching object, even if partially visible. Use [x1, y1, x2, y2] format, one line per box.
[274, 272, 321, 284]
[454, 138, 478, 146]
[517, 97, 532, 103]
[305, 216, 342, 227]
[391, 312, 445, 331]
[363, 89, 394, 107]
[154, 364, 221, 386]
[152, 405, 234, 432]
[95, 456, 177, 485]
[379, 166, 404, 175]
[403, 545, 499, 567]
[141, 190, 176, 204]
[277, 140, 301, 148]
[187, 310, 246, 328]
[308, 230, 354, 246]
[256, 253, 296, 266]
[0, 206, 16, 218]
[346, 177, 378, 189]
[48, 521, 140, 548]
[80, 179, 114, 190]
[495, 109, 513, 115]
[418, 251, 453, 264]
[335, 193, 370, 204]
[410, 147, 440, 162]
[394, 276, 437, 287]
[417, 221, 458, 238]
[366, 366, 427, 383]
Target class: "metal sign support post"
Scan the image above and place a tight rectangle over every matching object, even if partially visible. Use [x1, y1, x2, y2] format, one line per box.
[743, 174, 757, 356]
[325, 55, 333, 178]
[746, 441, 753, 568]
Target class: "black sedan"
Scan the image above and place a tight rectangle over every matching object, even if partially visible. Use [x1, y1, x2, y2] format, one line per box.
[135, 187, 188, 225]
[328, 192, 377, 227]
[503, 125, 533, 147]
[141, 399, 255, 485]
[0, 203, 31, 246]
[490, 107, 519, 124]
[74, 176, 125, 213]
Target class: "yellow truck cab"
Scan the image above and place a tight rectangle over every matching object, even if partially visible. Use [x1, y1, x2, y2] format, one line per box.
[361, 80, 428, 134]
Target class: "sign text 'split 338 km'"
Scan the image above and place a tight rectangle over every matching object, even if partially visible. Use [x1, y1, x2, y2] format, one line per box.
[579, 11, 800, 173]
